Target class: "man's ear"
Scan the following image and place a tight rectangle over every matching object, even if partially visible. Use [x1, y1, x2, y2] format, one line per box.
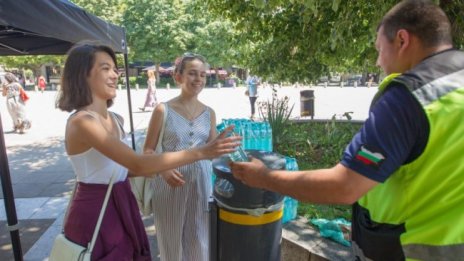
[397, 29, 410, 51]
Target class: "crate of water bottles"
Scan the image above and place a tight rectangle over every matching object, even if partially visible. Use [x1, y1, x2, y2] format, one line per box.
[220, 118, 273, 152]
[282, 157, 299, 224]
[216, 119, 298, 223]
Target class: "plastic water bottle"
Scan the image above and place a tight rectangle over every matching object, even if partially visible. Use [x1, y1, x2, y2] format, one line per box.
[259, 122, 270, 151]
[251, 123, 259, 150]
[242, 122, 250, 150]
[264, 122, 273, 152]
[282, 157, 299, 223]
[217, 122, 248, 162]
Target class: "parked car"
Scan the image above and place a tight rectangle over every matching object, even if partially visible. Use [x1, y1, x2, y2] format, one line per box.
[318, 75, 329, 83]
[346, 74, 362, 86]
[329, 74, 341, 83]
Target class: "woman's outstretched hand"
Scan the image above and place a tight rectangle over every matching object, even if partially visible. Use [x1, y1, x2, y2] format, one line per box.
[199, 125, 242, 159]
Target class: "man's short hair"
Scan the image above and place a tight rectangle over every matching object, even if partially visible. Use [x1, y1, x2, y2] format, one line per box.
[379, 0, 452, 48]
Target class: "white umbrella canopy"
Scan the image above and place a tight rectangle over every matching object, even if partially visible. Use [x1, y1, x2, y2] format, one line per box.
[142, 65, 175, 73]
[207, 69, 228, 75]
[142, 65, 156, 71]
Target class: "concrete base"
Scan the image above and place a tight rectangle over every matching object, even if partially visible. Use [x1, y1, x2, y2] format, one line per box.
[282, 217, 354, 261]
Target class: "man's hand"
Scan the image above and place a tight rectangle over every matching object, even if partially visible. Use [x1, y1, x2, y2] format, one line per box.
[230, 157, 270, 189]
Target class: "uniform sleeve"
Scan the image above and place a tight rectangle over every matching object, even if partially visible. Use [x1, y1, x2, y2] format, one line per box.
[340, 84, 429, 183]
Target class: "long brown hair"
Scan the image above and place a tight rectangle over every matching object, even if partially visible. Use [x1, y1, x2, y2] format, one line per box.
[147, 70, 156, 79]
[56, 43, 118, 112]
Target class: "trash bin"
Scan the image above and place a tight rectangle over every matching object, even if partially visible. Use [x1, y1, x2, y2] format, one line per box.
[211, 150, 286, 261]
[300, 90, 315, 119]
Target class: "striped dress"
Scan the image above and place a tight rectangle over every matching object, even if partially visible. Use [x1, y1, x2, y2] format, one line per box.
[151, 103, 212, 261]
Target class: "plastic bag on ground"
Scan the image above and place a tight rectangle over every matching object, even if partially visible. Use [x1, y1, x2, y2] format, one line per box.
[310, 218, 351, 247]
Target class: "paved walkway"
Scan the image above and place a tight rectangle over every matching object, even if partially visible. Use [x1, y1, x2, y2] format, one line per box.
[0, 85, 377, 260]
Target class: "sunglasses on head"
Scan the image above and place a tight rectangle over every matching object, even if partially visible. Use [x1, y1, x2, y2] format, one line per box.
[178, 52, 206, 64]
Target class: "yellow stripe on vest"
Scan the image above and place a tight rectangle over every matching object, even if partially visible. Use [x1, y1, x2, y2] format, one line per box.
[219, 208, 283, 226]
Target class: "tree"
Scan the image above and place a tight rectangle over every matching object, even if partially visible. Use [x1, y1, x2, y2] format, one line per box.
[0, 56, 63, 80]
[122, 0, 239, 83]
[72, 0, 124, 24]
[204, 0, 464, 83]
[186, 2, 238, 70]
[123, 0, 185, 64]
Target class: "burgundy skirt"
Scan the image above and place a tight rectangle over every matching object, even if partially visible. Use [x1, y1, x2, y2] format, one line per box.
[64, 179, 151, 261]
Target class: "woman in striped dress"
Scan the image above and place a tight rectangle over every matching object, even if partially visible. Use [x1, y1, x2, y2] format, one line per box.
[143, 53, 216, 261]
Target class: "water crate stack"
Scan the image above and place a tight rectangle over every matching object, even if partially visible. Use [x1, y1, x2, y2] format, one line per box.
[215, 118, 299, 224]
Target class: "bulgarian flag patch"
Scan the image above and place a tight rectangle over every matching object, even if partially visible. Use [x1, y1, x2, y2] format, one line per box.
[355, 145, 385, 168]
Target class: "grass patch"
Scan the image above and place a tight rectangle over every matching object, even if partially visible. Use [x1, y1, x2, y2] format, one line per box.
[275, 120, 362, 221]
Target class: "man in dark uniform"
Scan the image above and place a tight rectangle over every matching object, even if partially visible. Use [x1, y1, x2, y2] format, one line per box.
[231, 1, 464, 260]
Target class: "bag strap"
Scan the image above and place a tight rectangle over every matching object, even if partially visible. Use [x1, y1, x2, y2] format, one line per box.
[87, 175, 115, 252]
[62, 184, 77, 230]
[63, 174, 115, 253]
[155, 103, 168, 153]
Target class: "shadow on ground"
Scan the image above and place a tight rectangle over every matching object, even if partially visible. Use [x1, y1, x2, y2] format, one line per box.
[1, 136, 75, 199]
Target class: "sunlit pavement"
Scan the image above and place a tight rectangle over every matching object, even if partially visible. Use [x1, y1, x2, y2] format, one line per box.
[0, 85, 377, 260]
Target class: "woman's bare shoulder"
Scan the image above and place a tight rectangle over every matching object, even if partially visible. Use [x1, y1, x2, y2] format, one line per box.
[66, 111, 100, 132]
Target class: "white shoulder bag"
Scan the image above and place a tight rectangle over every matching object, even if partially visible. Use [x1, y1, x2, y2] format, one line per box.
[130, 103, 167, 216]
[49, 175, 115, 261]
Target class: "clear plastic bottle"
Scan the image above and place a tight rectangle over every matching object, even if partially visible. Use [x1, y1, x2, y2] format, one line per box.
[259, 122, 267, 151]
[265, 122, 273, 152]
[217, 122, 248, 162]
[282, 157, 299, 223]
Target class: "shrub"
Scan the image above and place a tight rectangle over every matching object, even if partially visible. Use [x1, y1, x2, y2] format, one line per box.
[276, 119, 362, 221]
[258, 86, 294, 146]
[136, 76, 146, 86]
[158, 76, 175, 88]
[128, 76, 137, 88]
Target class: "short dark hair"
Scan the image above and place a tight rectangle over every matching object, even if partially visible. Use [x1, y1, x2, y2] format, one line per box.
[174, 52, 207, 75]
[56, 43, 117, 112]
[379, 0, 452, 48]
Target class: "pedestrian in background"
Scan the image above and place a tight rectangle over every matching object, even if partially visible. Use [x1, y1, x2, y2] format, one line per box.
[143, 53, 215, 261]
[38, 75, 46, 93]
[2, 72, 31, 134]
[139, 69, 157, 111]
[56, 44, 240, 260]
[231, 0, 464, 260]
[246, 75, 259, 119]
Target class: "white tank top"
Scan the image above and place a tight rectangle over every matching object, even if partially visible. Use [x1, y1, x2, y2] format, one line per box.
[68, 111, 128, 184]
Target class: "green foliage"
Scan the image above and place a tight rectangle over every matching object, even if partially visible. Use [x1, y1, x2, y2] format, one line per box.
[122, 0, 184, 63]
[258, 86, 294, 145]
[120, 0, 239, 79]
[276, 119, 360, 170]
[158, 76, 176, 89]
[204, 0, 464, 83]
[23, 69, 33, 79]
[274, 119, 362, 220]
[298, 204, 351, 221]
[0, 55, 63, 75]
[136, 76, 146, 86]
[72, 0, 123, 24]
[128, 76, 137, 87]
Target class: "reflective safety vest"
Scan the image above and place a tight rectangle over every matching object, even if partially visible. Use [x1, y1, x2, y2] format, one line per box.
[352, 49, 464, 261]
